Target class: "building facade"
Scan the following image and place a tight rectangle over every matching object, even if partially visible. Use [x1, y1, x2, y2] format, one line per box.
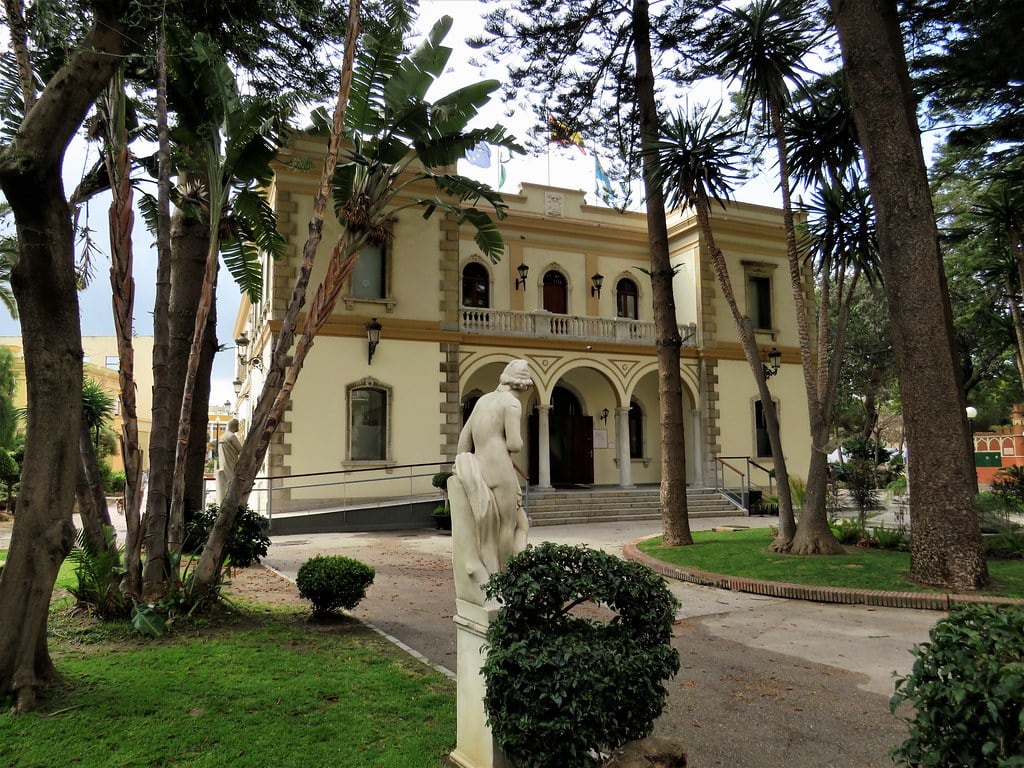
[231, 135, 813, 515]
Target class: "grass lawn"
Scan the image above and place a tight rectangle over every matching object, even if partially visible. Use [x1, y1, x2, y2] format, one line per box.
[639, 527, 1024, 598]
[0, 571, 456, 768]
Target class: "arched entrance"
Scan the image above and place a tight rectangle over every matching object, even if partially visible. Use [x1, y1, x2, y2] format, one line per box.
[528, 386, 594, 486]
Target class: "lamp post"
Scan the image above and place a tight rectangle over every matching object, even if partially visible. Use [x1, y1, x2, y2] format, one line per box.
[590, 272, 604, 298]
[966, 406, 978, 491]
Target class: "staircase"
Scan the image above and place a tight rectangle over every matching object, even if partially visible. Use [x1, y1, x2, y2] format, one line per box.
[526, 485, 740, 527]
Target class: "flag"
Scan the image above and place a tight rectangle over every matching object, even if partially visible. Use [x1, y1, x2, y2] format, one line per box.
[548, 115, 586, 153]
[498, 148, 508, 188]
[594, 156, 615, 202]
[465, 142, 492, 169]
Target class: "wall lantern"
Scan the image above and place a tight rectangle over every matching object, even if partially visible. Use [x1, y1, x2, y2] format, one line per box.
[235, 331, 263, 370]
[366, 317, 383, 364]
[600, 407, 609, 424]
[763, 346, 782, 379]
[591, 272, 604, 298]
[514, 263, 530, 291]
[232, 378, 243, 396]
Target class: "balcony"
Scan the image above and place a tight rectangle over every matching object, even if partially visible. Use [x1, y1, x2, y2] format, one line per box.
[460, 308, 698, 347]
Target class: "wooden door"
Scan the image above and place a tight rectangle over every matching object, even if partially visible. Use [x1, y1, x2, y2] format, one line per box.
[542, 270, 567, 314]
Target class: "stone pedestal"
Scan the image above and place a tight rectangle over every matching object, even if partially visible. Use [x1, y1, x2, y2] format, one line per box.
[449, 599, 513, 768]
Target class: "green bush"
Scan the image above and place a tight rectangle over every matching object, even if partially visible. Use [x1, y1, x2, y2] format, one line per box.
[982, 529, 1024, 560]
[67, 526, 128, 619]
[183, 505, 270, 569]
[830, 517, 867, 545]
[108, 471, 127, 494]
[870, 526, 909, 551]
[296, 555, 375, 617]
[481, 543, 680, 768]
[891, 604, 1024, 766]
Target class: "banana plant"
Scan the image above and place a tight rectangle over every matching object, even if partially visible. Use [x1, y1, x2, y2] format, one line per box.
[193, 8, 523, 593]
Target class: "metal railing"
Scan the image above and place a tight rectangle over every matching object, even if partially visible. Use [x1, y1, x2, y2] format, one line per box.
[711, 456, 776, 514]
[460, 308, 698, 347]
[211, 460, 533, 524]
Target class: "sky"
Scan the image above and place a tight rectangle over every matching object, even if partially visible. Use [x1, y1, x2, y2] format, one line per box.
[0, 0, 783, 407]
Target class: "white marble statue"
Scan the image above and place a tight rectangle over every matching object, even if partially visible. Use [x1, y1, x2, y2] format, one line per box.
[448, 359, 533, 605]
[215, 418, 242, 503]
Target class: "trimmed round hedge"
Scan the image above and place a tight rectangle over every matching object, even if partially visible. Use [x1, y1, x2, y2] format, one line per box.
[296, 555, 375, 617]
[482, 542, 680, 768]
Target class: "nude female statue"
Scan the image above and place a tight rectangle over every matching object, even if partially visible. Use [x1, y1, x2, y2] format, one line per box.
[449, 359, 533, 605]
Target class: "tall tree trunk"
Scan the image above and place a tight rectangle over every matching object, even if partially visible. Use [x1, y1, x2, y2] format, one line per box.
[103, 68, 141, 568]
[135, 23, 173, 600]
[0, 0, 141, 712]
[194, 0, 364, 592]
[766, 100, 843, 555]
[831, 0, 988, 590]
[693, 191, 796, 544]
[633, 0, 692, 547]
[167, 196, 216, 519]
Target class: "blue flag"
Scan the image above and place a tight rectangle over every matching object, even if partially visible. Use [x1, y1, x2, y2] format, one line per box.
[595, 156, 615, 202]
[465, 143, 492, 169]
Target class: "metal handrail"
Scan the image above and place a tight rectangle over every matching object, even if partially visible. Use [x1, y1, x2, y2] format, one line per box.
[712, 456, 777, 514]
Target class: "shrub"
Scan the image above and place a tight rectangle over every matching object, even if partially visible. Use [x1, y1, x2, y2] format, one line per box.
[182, 504, 270, 569]
[830, 517, 867, 545]
[891, 604, 1024, 766]
[870, 526, 908, 552]
[67, 526, 128, 619]
[982, 529, 1024, 560]
[296, 555, 375, 617]
[481, 542, 680, 768]
[108, 471, 127, 494]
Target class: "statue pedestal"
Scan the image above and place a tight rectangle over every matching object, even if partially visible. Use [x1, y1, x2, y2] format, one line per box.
[450, 599, 513, 768]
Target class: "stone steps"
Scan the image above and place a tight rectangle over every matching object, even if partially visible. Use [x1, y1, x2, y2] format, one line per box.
[525, 486, 740, 527]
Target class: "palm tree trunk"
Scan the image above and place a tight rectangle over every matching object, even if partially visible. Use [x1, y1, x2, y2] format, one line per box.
[138, 26, 174, 601]
[767, 99, 843, 555]
[633, 0, 691, 547]
[693, 190, 796, 544]
[193, 0, 365, 593]
[103, 69, 141, 567]
[831, 0, 987, 590]
[76, 420, 115, 551]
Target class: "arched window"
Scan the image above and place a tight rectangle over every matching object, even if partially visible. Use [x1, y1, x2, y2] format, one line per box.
[616, 278, 639, 319]
[628, 399, 643, 458]
[348, 381, 390, 462]
[542, 270, 568, 314]
[462, 262, 490, 308]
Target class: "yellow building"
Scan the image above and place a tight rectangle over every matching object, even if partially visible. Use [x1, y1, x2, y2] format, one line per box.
[0, 336, 154, 472]
[231, 134, 812, 520]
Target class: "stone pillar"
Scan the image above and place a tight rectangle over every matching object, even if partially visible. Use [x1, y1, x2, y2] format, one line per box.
[616, 406, 634, 488]
[690, 408, 704, 486]
[450, 600, 514, 768]
[537, 404, 552, 489]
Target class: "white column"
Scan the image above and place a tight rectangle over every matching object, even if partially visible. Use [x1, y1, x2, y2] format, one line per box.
[616, 406, 634, 488]
[537, 404, 552, 489]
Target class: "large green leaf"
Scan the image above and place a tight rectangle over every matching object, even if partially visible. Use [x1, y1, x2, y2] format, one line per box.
[382, 16, 454, 113]
[347, 30, 403, 138]
[429, 80, 502, 135]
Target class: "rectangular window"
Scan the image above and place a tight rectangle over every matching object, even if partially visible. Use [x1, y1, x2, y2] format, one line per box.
[755, 399, 773, 458]
[105, 355, 119, 370]
[352, 244, 386, 299]
[350, 387, 387, 461]
[747, 275, 772, 330]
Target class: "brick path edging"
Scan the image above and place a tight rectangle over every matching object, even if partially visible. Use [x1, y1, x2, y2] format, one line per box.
[623, 537, 1024, 611]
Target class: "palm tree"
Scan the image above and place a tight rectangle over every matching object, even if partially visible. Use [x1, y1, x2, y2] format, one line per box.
[711, 0, 820, 548]
[77, 378, 118, 558]
[782, 72, 878, 554]
[192, 9, 522, 593]
[650, 104, 798, 542]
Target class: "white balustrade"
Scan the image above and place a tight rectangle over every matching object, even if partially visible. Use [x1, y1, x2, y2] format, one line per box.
[460, 309, 697, 347]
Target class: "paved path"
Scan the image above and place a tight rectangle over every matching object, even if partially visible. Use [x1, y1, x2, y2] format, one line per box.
[264, 517, 940, 767]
